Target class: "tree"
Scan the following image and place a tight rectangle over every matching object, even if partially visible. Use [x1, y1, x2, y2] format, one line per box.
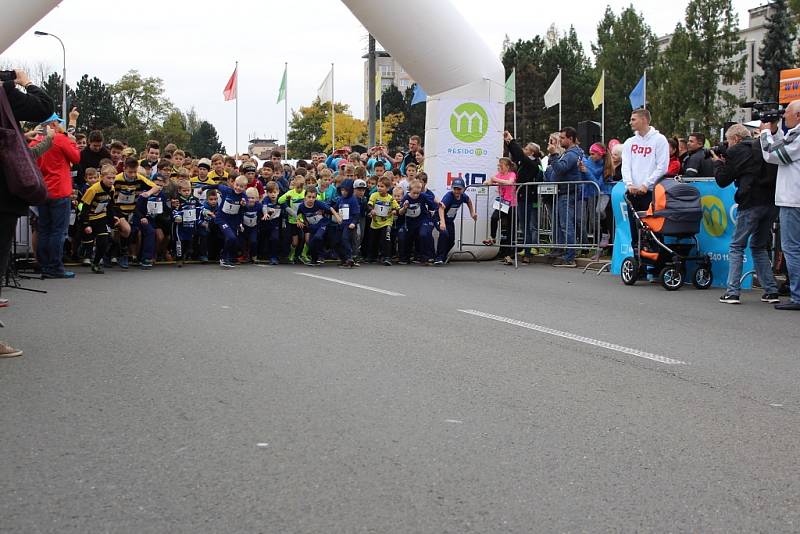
[592, 5, 658, 140]
[150, 110, 191, 149]
[40, 72, 74, 118]
[287, 98, 348, 158]
[685, 0, 745, 136]
[377, 112, 403, 146]
[651, 24, 694, 136]
[188, 121, 226, 158]
[320, 113, 366, 152]
[111, 70, 172, 131]
[756, 0, 797, 102]
[74, 74, 118, 131]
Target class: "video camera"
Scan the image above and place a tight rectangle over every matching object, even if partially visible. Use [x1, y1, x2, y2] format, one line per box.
[742, 101, 786, 123]
[0, 70, 17, 82]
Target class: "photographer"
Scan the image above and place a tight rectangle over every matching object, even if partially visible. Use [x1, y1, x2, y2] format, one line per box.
[713, 124, 779, 305]
[0, 69, 54, 357]
[761, 99, 800, 310]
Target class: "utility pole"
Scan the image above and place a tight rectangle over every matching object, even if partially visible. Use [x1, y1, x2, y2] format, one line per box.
[367, 34, 376, 147]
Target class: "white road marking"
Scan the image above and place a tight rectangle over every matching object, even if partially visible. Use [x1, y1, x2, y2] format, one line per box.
[256, 442, 269, 448]
[458, 309, 687, 365]
[444, 419, 463, 424]
[295, 272, 405, 297]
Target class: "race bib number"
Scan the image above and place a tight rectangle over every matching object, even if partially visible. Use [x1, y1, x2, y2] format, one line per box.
[182, 209, 197, 223]
[264, 206, 282, 220]
[94, 201, 108, 214]
[374, 203, 391, 217]
[69, 212, 77, 225]
[338, 205, 349, 221]
[306, 213, 323, 226]
[406, 204, 421, 218]
[243, 214, 257, 227]
[147, 200, 163, 216]
[116, 191, 135, 205]
[446, 206, 459, 218]
[493, 197, 510, 214]
[287, 204, 298, 217]
[222, 199, 240, 215]
[193, 187, 207, 201]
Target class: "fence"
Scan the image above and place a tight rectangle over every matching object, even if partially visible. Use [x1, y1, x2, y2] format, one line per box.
[454, 181, 606, 267]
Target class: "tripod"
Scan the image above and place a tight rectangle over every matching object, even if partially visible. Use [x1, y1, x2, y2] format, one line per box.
[2, 218, 46, 295]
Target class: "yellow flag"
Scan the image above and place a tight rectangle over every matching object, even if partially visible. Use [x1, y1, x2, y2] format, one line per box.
[591, 71, 604, 110]
[376, 72, 382, 101]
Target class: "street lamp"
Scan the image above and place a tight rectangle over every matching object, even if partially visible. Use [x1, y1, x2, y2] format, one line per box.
[34, 30, 66, 125]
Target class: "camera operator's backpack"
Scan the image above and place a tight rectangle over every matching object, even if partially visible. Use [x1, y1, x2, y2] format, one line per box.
[0, 87, 47, 205]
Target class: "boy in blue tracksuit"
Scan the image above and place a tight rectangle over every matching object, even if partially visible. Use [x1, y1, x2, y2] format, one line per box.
[196, 190, 219, 262]
[260, 182, 283, 265]
[435, 178, 478, 265]
[335, 179, 361, 267]
[133, 173, 168, 270]
[295, 186, 343, 265]
[240, 187, 262, 263]
[398, 179, 439, 264]
[353, 179, 370, 263]
[203, 175, 248, 268]
[172, 179, 202, 267]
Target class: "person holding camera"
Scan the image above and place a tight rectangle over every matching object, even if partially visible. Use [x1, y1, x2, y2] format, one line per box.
[0, 69, 54, 357]
[761, 99, 800, 310]
[713, 124, 779, 304]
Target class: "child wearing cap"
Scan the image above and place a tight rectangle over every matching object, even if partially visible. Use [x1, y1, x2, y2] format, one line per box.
[242, 163, 265, 198]
[353, 178, 370, 264]
[192, 159, 214, 202]
[397, 179, 439, 265]
[134, 173, 169, 270]
[435, 177, 477, 265]
[367, 176, 400, 266]
[201, 175, 248, 268]
[336, 179, 361, 267]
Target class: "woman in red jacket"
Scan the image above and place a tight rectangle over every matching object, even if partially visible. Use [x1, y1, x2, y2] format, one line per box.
[666, 137, 681, 177]
[33, 108, 80, 278]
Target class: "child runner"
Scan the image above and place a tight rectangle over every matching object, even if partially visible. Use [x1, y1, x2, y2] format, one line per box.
[435, 177, 478, 265]
[367, 176, 400, 266]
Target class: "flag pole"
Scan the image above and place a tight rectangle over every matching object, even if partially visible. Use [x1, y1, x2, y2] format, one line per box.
[235, 60, 239, 157]
[379, 95, 383, 144]
[284, 62, 288, 161]
[601, 69, 605, 144]
[558, 67, 562, 130]
[643, 70, 647, 110]
[331, 62, 335, 152]
[512, 67, 517, 139]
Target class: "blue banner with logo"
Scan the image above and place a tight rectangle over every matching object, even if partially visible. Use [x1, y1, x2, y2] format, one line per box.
[610, 180, 753, 289]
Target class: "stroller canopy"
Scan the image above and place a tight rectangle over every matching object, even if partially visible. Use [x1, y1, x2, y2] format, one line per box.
[644, 178, 702, 235]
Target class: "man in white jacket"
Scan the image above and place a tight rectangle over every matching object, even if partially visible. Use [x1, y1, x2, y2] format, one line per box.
[621, 108, 669, 250]
[761, 99, 800, 310]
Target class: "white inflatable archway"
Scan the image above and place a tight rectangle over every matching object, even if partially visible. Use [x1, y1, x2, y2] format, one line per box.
[3, 0, 503, 258]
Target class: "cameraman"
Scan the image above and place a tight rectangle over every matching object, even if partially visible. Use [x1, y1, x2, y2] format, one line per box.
[761, 99, 800, 310]
[713, 124, 779, 304]
[0, 70, 54, 357]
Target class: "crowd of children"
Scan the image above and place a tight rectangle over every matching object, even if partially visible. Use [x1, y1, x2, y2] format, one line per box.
[63, 139, 480, 272]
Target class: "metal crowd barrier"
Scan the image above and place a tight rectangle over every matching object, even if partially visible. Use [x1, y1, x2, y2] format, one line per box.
[457, 181, 604, 267]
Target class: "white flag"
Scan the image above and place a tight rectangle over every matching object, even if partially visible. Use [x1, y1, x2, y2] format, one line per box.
[543, 70, 561, 109]
[317, 67, 333, 102]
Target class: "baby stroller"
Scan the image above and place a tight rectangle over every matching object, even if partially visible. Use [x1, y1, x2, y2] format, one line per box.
[620, 177, 713, 291]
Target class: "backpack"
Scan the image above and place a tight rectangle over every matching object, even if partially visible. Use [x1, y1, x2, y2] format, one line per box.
[0, 88, 47, 204]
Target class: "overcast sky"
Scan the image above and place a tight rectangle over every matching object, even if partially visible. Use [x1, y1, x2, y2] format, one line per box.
[2, 0, 758, 153]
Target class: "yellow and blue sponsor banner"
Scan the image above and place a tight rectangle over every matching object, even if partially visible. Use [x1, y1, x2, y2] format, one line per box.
[610, 180, 754, 289]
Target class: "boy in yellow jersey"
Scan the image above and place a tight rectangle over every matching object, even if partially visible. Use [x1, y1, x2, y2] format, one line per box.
[114, 157, 160, 267]
[80, 165, 131, 273]
[367, 176, 400, 265]
[207, 154, 229, 184]
[191, 158, 214, 202]
[278, 175, 310, 264]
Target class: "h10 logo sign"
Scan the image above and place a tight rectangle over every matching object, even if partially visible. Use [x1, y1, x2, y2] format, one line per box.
[447, 171, 487, 187]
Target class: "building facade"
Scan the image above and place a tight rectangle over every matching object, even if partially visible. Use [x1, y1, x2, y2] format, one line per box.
[362, 51, 415, 119]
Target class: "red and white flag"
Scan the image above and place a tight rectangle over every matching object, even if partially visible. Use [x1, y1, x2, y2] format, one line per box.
[223, 65, 238, 101]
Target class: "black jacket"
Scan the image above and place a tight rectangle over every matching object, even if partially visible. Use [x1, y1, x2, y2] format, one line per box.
[507, 139, 543, 206]
[713, 138, 777, 210]
[682, 148, 714, 177]
[0, 81, 54, 216]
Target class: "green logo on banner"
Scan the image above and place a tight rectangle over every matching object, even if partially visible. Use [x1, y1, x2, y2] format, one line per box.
[450, 103, 488, 143]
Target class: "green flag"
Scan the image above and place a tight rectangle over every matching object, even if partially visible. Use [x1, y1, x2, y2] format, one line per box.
[505, 68, 515, 104]
[276, 65, 287, 103]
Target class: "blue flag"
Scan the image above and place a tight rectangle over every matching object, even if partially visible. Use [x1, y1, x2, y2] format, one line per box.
[629, 74, 646, 109]
[411, 83, 427, 106]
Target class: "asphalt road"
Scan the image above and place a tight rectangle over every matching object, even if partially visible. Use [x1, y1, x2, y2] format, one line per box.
[1, 261, 799, 533]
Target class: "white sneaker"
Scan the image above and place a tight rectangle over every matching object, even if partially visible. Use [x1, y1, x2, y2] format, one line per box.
[0, 342, 23, 358]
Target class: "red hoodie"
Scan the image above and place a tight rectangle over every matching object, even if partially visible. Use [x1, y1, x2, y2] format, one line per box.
[32, 132, 80, 199]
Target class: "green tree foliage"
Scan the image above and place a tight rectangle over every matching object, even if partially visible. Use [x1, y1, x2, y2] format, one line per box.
[592, 5, 658, 140]
[377, 84, 426, 149]
[287, 98, 348, 159]
[74, 74, 118, 131]
[110, 70, 172, 131]
[188, 121, 226, 158]
[756, 0, 797, 102]
[651, 24, 693, 136]
[502, 26, 593, 146]
[40, 72, 74, 117]
[150, 110, 191, 150]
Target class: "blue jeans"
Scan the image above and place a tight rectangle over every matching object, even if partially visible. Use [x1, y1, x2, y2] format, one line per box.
[36, 197, 71, 275]
[556, 195, 576, 261]
[780, 207, 800, 304]
[522, 204, 539, 256]
[726, 205, 778, 296]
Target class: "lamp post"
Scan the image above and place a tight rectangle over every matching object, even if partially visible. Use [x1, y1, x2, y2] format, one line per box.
[34, 30, 66, 123]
